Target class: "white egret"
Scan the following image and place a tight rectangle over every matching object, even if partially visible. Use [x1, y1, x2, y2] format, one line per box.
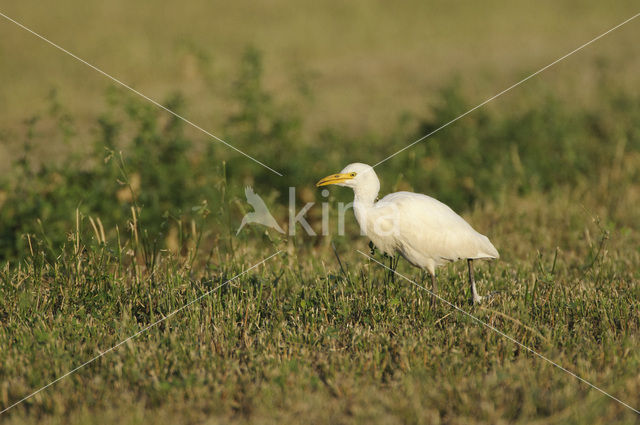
[316, 163, 499, 304]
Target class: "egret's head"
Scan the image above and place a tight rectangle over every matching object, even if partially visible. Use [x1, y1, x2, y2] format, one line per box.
[316, 163, 380, 202]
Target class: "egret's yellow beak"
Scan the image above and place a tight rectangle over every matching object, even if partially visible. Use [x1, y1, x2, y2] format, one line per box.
[316, 173, 354, 187]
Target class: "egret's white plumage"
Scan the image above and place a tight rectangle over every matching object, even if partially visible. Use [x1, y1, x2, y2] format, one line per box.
[317, 163, 499, 304]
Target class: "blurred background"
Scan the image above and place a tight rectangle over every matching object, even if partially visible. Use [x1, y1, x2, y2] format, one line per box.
[0, 0, 639, 257]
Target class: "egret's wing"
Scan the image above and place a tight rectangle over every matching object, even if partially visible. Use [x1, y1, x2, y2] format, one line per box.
[378, 192, 499, 262]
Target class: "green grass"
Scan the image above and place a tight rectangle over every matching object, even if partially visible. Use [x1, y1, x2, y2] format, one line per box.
[2, 85, 640, 422]
[1, 187, 639, 424]
[1, 3, 640, 423]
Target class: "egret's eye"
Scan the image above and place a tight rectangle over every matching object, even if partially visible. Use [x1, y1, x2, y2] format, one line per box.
[350, 172, 357, 177]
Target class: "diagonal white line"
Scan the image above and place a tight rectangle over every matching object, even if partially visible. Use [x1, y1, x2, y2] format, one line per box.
[371, 11, 640, 170]
[357, 249, 640, 415]
[0, 250, 284, 416]
[0, 11, 283, 176]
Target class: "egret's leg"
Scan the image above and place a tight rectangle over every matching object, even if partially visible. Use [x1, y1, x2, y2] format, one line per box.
[468, 259, 483, 305]
[387, 255, 395, 283]
[430, 272, 437, 306]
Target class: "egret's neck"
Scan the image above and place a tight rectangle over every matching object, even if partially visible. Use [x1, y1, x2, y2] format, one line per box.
[344, 166, 380, 232]
[352, 181, 379, 235]
[353, 184, 378, 207]
[353, 185, 380, 240]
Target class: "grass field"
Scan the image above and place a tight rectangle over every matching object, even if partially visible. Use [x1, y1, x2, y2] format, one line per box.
[1, 2, 640, 424]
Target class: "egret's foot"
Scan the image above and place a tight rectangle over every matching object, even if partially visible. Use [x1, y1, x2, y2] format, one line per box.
[472, 291, 499, 305]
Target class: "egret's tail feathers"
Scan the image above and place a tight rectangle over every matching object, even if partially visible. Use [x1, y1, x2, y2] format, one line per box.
[475, 235, 499, 259]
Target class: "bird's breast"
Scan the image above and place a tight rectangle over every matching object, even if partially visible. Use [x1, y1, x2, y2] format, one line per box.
[353, 203, 401, 256]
